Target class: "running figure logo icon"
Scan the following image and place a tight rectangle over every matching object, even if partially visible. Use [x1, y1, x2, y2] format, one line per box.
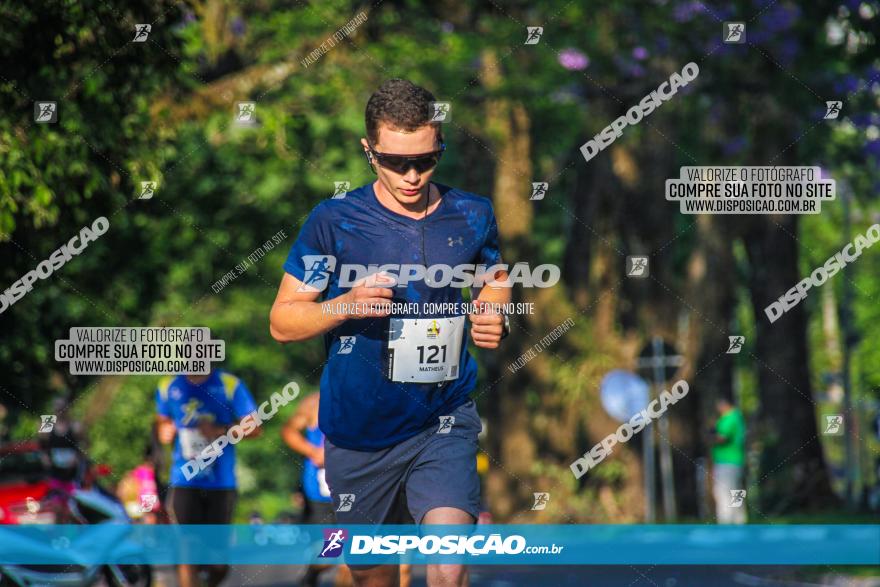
[530, 182, 548, 201]
[338, 336, 356, 355]
[723, 22, 745, 43]
[38, 415, 57, 433]
[139, 181, 157, 200]
[626, 256, 649, 278]
[133, 24, 151, 42]
[298, 255, 337, 292]
[236, 102, 256, 126]
[727, 336, 745, 354]
[336, 494, 355, 513]
[824, 414, 843, 435]
[531, 492, 550, 510]
[728, 489, 746, 507]
[525, 27, 543, 45]
[139, 494, 158, 513]
[34, 102, 57, 123]
[318, 529, 348, 558]
[51, 537, 70, 551]
[437, 416, 455, 434]
[824, 101, 842, 119]
[429, 102, 450, 122]
[332, 181, 350, 199]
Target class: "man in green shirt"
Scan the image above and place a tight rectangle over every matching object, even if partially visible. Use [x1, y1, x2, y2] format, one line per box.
[712, 396, 747, 524]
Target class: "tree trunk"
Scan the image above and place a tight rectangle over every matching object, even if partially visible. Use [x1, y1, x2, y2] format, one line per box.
[683, 215, 737, 518]
[478, 47, 537, 520]
[743, 216, 838, 513]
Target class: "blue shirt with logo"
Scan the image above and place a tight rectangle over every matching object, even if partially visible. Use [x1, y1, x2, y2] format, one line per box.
[282, 182, 502, 451]
[155, 371, 258, 489]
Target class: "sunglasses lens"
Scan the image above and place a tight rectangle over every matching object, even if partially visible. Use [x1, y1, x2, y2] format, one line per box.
[382, 156, 409, 174]
[375, 152, 441, 173]
[413, 156, 440, 172]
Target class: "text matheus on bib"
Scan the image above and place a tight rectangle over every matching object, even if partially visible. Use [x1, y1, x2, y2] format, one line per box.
[283, 182, 502, 451]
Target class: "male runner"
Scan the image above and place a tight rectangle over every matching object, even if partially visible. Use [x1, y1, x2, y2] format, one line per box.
[270, 78, 510, 587]
[155, 368, 261, 587]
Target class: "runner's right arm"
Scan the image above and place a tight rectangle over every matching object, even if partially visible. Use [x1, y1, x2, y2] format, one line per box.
[269, 273, 394, 342]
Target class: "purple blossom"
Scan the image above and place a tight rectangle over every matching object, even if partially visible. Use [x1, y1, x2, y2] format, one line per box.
[851, 113, 880, 128]
[173, 10, 197, 31]
[558, 48, 589, 71]
[715, 6, 736, 20]
[865, 139, 880, 160]
[758, 4, 800, 34]
[231, 16, 246, 37]
[777, 38, 799, 65]
[673, 1, 704, 22]
[627, 63, 646, 78]
[656, 36, 670, 52]
[441, 21, 454, 33]
[632, 46, 649, 60]
[833, 74, 861, 94]
[722, 136, 747, 156]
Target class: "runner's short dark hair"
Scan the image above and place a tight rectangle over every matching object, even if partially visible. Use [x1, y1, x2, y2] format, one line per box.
[365, 78, 443, 147]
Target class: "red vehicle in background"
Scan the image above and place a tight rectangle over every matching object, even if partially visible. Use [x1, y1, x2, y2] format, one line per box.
[0, 440, 152, 586]
[0, 441, 80, 525]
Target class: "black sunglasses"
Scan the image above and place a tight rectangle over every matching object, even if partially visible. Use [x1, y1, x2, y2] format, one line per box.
[366, 143, 446, 174]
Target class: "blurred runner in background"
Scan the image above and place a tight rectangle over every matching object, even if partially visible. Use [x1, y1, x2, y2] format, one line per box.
[282, 392, 356, 587]
[155, 369, 261, 587]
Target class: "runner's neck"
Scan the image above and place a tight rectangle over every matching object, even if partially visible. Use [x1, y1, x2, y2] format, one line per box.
[373, 181, 441, 219]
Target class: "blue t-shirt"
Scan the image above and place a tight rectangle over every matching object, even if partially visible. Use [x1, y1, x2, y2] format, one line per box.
[155, 371, 258, 489]
[282, 182, 502, 450]
[302, 425, 331, 503]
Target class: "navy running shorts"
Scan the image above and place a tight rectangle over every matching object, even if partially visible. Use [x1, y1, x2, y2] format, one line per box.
[324, 399, 481, 525]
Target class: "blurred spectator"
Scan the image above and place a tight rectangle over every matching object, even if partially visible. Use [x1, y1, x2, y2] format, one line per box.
[712, 395, 747, 524]
[117, 445, 162, 524]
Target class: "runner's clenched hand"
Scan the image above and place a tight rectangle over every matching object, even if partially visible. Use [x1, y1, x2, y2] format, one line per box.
[332, 271, 396, 318]
[469, 300, 504, 349]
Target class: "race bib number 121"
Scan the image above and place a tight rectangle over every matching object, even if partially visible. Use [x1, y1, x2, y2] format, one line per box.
[386, 316, 464, 383]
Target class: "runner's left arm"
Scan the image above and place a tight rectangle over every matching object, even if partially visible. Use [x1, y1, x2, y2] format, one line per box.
[468, 207, 511, 349]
